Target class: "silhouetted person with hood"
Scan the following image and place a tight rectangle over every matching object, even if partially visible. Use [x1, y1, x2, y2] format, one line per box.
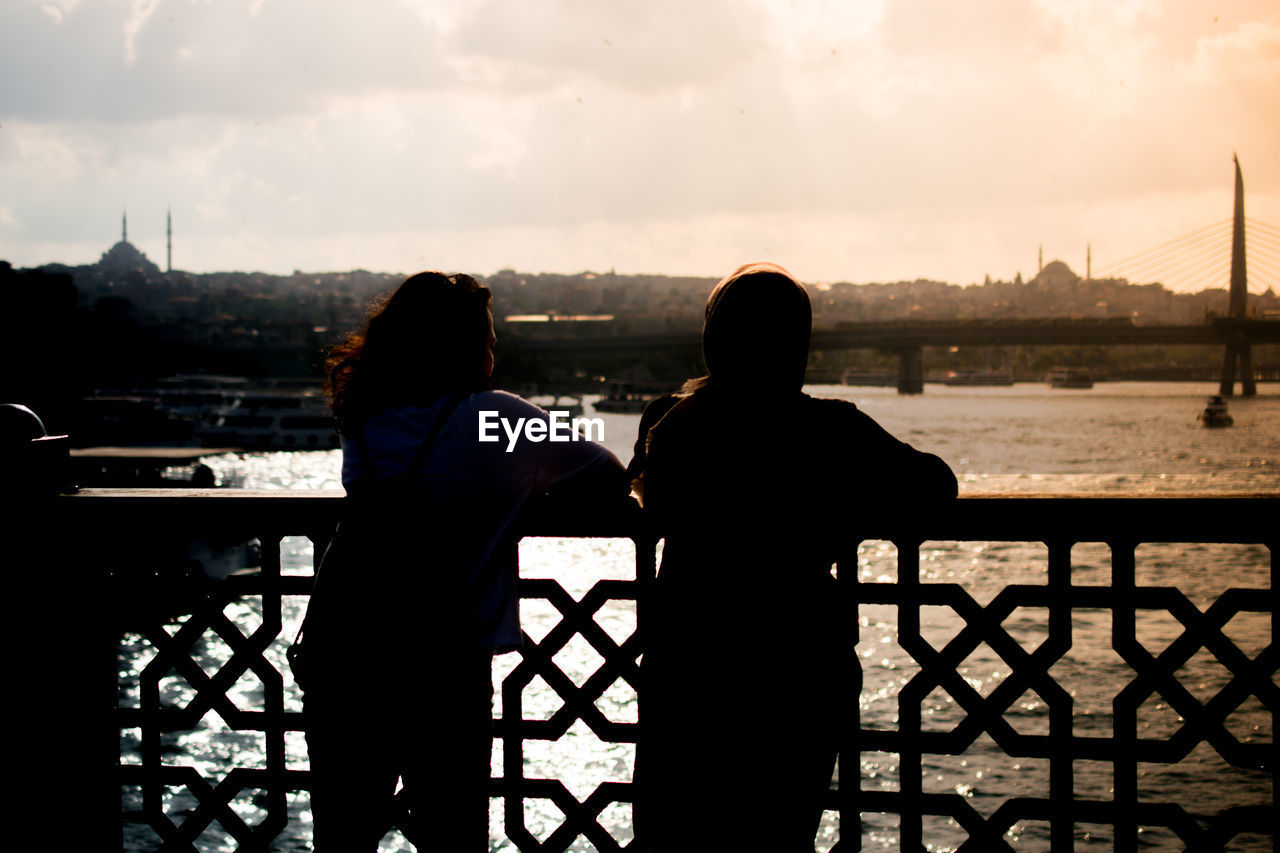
[628, 262, 956, 850]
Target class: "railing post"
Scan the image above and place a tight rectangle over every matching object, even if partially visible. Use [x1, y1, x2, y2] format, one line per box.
[835, 541, 863, 852]
[1046, 539, 1075, 851]
[1110, 537, 1139, 853]
[632, 529, 657, 845]
[895, 538, 923, 851]
[1270, 533, 1278, 840]
[258, 534, 289, 842]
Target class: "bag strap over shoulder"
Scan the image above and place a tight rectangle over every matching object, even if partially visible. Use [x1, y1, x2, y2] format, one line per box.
[404, 393, 466, 477]
[349, 394, 466, 496]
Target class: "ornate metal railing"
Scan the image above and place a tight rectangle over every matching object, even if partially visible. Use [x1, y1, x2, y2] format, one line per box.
[48, 490, 1278, 851]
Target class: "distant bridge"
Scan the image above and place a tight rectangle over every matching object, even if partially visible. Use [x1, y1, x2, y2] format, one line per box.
[514, 318, 1280, 353]
[817, 317, 1280, 348]
[513, 317, 1280, 393]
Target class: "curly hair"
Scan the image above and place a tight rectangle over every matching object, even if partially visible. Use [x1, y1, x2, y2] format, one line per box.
[325, 271, 492, 433]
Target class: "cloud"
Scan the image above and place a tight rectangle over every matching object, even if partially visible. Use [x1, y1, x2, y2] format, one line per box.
[0, 0, 451, 121]
[123, 0, 163, 66]
[449, 0, 771, 93]
[1, 0, 1277, 282]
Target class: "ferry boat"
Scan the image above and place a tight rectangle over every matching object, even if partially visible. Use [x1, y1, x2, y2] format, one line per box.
[1197, 395, 1233, 428]
[1048, 367, 1094, 389]
[531, 393, 585, 418]
[549, 395, 585, 418]
[72, 395, 198, 447]
[197, 390, 338, 449]
[594, 381, 663, 414]
[944, 369, 1015, 387]
[148, 375, 250, 421]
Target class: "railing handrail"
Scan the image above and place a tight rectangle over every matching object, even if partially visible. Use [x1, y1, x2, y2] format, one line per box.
[57, 488, 1280, 543]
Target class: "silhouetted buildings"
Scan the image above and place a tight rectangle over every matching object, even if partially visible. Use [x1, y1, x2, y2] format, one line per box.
[4, 224, 1278, 406]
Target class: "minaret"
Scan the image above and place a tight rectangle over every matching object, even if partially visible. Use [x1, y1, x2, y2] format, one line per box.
[166, 208, 173, 273]
[122, 211, 128, 243]
[1086, 244, 1091, 281]
[1037, 245, 1043, 274]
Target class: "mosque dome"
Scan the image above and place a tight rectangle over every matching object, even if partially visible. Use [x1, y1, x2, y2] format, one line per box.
[95, 212, 161, 278]
[98, 240, 160, 277]
[1032, 260, 1079, 288]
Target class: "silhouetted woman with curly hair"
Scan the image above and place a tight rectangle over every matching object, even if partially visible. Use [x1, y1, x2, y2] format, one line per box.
[301, 271, 625, 851]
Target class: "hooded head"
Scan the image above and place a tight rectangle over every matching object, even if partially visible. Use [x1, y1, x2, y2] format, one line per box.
[701, 262, 811, 394]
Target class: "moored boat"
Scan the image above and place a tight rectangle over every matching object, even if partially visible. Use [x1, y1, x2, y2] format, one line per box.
[196, 390, 338, 449]
[594, 381, 664, 414]
[1048, 367, 1094, 389]
[944, 369, 1015, 387]
[72, 395, 198, 447]
[803, 366, 845, 384]
[841, 368, 897, 387]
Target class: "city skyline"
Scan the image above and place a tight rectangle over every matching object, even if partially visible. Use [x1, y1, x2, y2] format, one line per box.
[2, 0, 1278, 289]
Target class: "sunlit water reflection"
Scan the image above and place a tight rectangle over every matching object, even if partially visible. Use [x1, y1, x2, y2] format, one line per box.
[123, 383, 1276, 851]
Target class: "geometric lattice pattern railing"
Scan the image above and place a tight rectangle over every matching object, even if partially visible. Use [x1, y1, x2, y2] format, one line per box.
[57, 490, 1277, 852]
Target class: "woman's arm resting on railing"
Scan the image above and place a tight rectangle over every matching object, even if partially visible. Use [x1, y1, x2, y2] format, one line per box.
[523, 447, 639, 534]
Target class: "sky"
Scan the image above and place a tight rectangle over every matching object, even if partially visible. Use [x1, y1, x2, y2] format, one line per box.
[2, 0, 1278, 289]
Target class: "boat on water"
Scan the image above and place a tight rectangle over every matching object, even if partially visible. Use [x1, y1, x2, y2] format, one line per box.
[68, 446, 237, 488]
[548, 395, 585, 418]
[528, 394, 585, 417]
[803, 366, 845, 384]
[1198, 395, 1234, 428]
[944, 369, 1015, 387]
[1048, 367, 1094, 389]
[594, 381, 665, 414]
[841, 368, 897, 387]
[72, 395, 199, 447]
[196, 390, 338, 449]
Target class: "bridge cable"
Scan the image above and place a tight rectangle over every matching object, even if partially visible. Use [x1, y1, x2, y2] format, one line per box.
[1244, 255, 1280, 292]
[1244, 217, 1280, 239]
[1237, 226, 1280, 292]
[1110, 233, 1234, 289]
[1092, 219, 1232, 277]
[1094, 218, 1280, 294]
[1098, 240, 1232, 287]
[1122, 229, 1233, 272]
[1093, 223, 1232, 283]
[1151, 250, 1233, 294]
[1245, 220, 1280, 247]
[1244, 229, 1280, 290]
[1246, 238, 1280, 269]
[1179, 262, 1234, 295]
[1245, 230, 1280, 261]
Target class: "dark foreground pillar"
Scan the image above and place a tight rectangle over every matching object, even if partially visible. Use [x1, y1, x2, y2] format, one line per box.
[897, 347, 924, 395]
